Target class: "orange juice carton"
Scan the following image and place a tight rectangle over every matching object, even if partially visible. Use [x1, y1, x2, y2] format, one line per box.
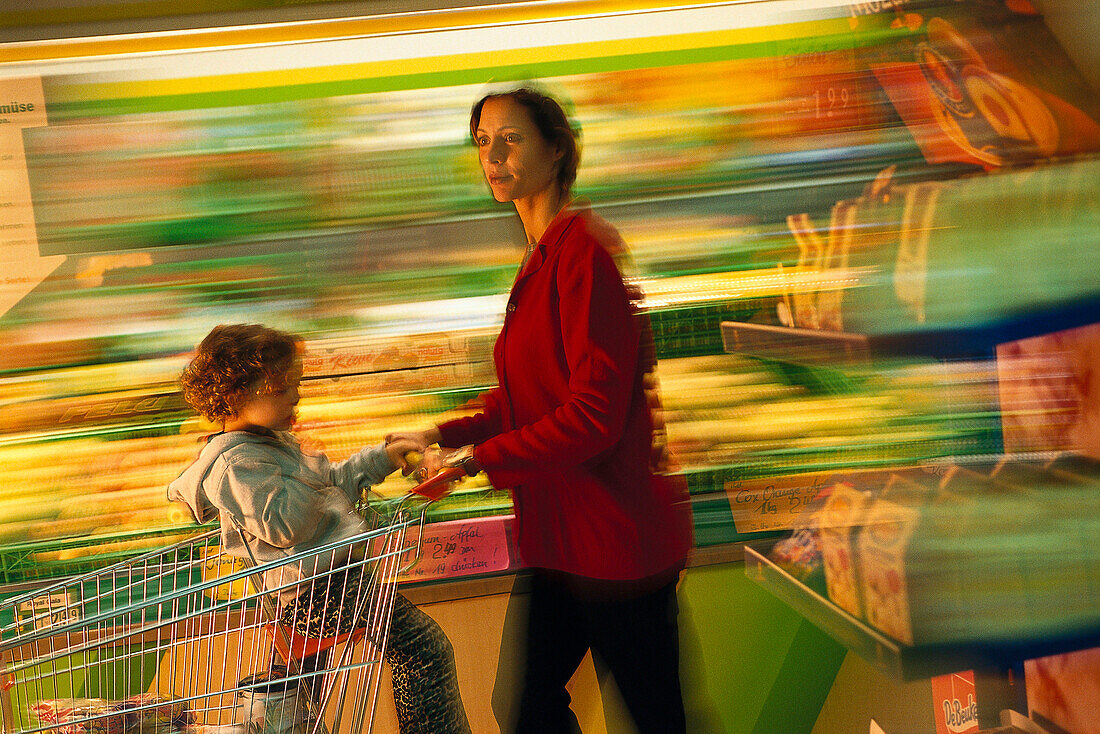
[818, 481, 873, 619]
[857, 470, 983, 645]
[857, 495, 923, 644]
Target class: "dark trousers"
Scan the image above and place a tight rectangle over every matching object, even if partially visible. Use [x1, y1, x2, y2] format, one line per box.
[502, 569, 686, 734]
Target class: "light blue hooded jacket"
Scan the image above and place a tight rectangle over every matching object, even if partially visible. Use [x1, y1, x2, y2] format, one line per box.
[167, 429, 396, 602]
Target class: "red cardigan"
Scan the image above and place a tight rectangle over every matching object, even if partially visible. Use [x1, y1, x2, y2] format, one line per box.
[438, 205, 692, 580]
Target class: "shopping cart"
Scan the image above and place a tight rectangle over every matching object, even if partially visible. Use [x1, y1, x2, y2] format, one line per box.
[0, 465, 465, 734]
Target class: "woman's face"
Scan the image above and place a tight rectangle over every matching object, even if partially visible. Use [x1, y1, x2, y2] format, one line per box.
[475, 96, 562, 204]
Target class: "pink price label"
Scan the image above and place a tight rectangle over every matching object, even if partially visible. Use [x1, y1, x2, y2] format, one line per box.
[400, 515, 511, 582]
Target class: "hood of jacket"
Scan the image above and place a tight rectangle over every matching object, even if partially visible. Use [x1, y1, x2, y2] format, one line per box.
[167, 431, 260, 524]
[166, 429, 368, 605]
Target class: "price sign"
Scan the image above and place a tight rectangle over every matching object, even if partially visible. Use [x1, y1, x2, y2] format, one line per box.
[725, 473, 832, 533]
[773, 31, 884, 135]
[1, 76, 65, 319]
[17, 591, 81, 632]
[399, 515, 511, 582]
[931, 670, 979, 734]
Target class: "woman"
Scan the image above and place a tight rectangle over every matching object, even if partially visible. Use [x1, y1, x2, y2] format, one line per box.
[390, 87, 692, 733]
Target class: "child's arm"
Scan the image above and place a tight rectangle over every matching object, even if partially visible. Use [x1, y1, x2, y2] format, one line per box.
[329, 441, 405, 500]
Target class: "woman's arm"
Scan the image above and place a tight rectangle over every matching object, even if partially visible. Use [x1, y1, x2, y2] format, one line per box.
[474, 234, 638, 478]
[436, 387, 506, 448]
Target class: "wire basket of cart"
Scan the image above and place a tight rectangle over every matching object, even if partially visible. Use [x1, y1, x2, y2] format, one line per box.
[0, 472, 462, 734]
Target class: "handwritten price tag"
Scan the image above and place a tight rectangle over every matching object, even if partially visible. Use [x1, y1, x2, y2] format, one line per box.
[725, 473, 831, 533]
[17, 591, 81, 632]
[400, 516, 511, 582]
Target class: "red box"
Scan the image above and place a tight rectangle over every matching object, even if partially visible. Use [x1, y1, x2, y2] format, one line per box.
[932, 670, 980, 734]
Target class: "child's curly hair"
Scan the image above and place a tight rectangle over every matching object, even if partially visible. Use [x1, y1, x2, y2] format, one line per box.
[180, 324, 302, 423]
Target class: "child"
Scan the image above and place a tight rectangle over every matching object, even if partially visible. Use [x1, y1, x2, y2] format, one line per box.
[168, 323, 470, 734]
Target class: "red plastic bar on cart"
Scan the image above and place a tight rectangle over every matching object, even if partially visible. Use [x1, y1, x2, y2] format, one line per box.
[264, 622, 367, 661]
[409, 466, 465, 501]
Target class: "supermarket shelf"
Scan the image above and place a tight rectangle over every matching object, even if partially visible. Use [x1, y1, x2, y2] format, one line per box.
[650, 303, 761, 359]
[721, 321, 870, 365]
[744, 541, 1100, 682]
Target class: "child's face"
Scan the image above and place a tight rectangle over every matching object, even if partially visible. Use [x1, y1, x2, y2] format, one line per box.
[233, 369, 301, 432]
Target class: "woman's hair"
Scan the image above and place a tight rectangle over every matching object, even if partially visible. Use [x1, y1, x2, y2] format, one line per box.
[180, 324, 301, 422]
[470, 86, 580, 194]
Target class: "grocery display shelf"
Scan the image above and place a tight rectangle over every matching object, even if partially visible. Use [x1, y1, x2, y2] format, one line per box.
[721, 321, 870, 365]
[0, 483, 748, 587]
[0, 494, 514, 586]
[649, 302, 761, 359]
[0, 525, 205, 587]
[744, 541, 1100, 682]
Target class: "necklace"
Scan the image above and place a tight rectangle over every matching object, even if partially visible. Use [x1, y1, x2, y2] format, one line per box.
[514, 195, 573, 284]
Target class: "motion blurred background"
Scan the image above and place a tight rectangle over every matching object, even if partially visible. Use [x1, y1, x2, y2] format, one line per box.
[1, 1, 1098, 732]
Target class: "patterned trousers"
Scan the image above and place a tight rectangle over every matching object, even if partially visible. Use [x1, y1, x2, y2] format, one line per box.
[278, 570, 470, 734]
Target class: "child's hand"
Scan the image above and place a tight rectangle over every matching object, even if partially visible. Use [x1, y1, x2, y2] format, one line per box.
[385, 428, 444, 477]
[385, 437, 422, 476]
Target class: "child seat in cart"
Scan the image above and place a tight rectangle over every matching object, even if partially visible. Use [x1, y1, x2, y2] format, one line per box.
[0, 469, 462, 734]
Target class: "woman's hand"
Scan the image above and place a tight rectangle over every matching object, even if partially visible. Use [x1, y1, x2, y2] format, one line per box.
[384, 437, 421, 476]
[384, 427, 442, 451]
[384, 428, 444, 476]
[417, 447, 446, 480]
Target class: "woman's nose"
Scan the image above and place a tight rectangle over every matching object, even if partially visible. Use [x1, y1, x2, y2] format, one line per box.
[486, 137, 506, 163]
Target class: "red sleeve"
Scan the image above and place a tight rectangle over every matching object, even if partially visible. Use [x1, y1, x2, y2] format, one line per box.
[475, 233, 638, 480]
[437, 387, 505, 448]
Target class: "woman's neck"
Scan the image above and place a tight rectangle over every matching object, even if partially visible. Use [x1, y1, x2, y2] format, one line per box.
[515, 186, 570, 245]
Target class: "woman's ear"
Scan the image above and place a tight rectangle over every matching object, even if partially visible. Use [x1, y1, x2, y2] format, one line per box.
[551, 132, 566, 164]
[551, 142, 566, 178]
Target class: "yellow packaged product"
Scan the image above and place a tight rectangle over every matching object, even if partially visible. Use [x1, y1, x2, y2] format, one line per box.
[818, 481, 872, 619]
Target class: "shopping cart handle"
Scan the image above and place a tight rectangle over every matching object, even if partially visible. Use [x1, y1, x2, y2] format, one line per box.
[410, 465, 465, 501]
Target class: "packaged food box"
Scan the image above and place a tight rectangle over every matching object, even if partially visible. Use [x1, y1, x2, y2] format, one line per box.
[986, 459, 1100, 636]
[988, 459, 1061, 493]
[880, 471, 937, 506]
[1043, 452, 1100, 485]
[939, 465, 1035, 617]
[854, 472, 944, 644]
[857, 495, 924, 644]
[116, 693, 193, 732]
[766, 483, 833, 595]
[30, 699, 120, 734]
[818, 481, 873, 619]
[857, 459, 1099, 646]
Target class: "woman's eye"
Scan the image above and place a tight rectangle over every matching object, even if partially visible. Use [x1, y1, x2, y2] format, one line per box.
[476, 136, 489, 146]
[505, 134, 520, 142]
